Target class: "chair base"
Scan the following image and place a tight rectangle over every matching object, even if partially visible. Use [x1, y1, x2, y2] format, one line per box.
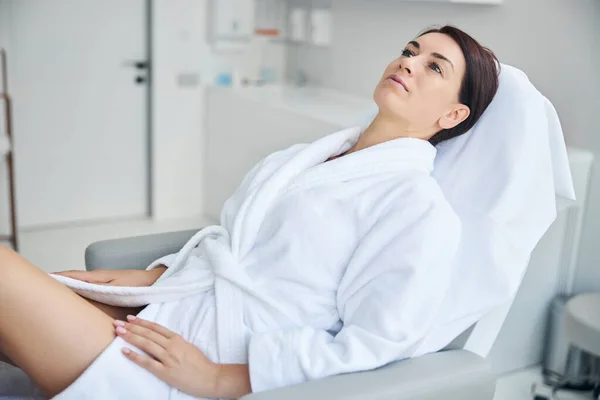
[531, 381, 600, 400]
[534, 294, 600, 399]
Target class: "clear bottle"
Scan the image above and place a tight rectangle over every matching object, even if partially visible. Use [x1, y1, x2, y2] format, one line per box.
[252, 28, 279, 84]
[245, 0, 282, 85]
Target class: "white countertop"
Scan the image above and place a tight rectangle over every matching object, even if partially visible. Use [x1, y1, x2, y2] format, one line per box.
[208, 84, 377, 128]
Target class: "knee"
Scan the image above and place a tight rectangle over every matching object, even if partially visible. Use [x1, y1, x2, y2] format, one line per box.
[0, 246, 30, 293]
[0, 244, 15, 253]
[0, 245, 19, 271]
[0, 244, 16, 258]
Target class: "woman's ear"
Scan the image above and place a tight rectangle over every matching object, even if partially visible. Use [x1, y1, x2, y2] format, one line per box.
[439, 104, 470, 130]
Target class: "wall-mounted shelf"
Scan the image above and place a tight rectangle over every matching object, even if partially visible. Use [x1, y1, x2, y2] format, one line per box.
[208, 0, 289, 51]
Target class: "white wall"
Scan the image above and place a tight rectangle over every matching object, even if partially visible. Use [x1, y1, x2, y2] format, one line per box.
[0, 0, 208, 230]
[149, 0, 256, 221]
[0, 0, 249, 229]
[151, 0, 207, 220]
[574, 9, 600, 293]
[288, 0, 600, 291]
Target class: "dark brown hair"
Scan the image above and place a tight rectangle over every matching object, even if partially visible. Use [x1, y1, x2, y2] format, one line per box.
[419, 26, 499, 146]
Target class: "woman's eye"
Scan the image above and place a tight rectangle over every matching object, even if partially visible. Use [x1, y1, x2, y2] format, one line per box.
[401, 49, 414, 57]
[430, 62, 442, 75]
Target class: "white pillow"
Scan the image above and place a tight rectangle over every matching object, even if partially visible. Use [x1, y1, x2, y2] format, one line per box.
[362, 64, 574, 263]
[430, 65, 575, 355]
[434, 64, 574, 252]
[361, 64, 575, 352]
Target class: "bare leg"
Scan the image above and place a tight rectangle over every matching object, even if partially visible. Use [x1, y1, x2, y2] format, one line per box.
[0, 298, 144, 368]
[0, 246, 121, 397]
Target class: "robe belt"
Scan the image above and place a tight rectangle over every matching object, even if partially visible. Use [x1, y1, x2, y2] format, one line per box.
[169, 226, 247, 363]
[170, 225, 304, 362]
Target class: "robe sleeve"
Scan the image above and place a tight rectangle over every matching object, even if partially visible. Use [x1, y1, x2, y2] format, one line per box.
[247, 203, 461, 392]
[146, 253, 178, 271]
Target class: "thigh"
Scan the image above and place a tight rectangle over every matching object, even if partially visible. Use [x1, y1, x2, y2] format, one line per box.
[0, 246, 117, 398]
[0, 291, 143, 370]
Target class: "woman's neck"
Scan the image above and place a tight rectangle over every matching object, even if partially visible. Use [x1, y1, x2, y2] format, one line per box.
[346, 113, 425, 156]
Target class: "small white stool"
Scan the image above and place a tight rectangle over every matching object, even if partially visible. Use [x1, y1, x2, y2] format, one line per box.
[565, 293, 600, 399]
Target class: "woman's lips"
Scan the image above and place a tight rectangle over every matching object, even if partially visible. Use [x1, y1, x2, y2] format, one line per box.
[387, 75, 408, 91]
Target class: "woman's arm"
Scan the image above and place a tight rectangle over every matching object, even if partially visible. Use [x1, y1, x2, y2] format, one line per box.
[115, 316, 252, 399]
[52, 266, 167, 287]
[247, 205, 461, 392]
[216, 364, 252, 399]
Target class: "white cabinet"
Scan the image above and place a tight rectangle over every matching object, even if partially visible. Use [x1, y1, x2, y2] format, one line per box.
[203, 85, 374, 219]
[210, 0, 255, 40]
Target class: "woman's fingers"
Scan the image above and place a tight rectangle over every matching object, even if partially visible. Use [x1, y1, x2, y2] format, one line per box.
[115, 324, 170, 363]
[113, 320, 170, 349]
[121, 347, 165, 376]
[51, 270, 85, 279]
[126, 315, 176, 339]
[51, 270, 110, 284]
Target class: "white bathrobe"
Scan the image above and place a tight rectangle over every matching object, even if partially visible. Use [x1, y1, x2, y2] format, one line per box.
[52, 127, 461, 399]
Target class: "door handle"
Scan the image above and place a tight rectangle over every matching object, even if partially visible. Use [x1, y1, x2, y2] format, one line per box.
[123, 60, 150, 70]
[0, 49, 12, 138]
[0, 48, 14, 147]
[1, 48, 8, 94]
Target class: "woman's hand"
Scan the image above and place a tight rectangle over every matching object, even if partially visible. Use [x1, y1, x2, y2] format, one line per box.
[52, 267, 167, 287]
[115, 316, 252, 399]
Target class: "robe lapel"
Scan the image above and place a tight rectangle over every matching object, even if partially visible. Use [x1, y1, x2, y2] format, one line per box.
[230, 127, 437, 258]
[282, 137, 436, 198]
[231, 127, 361, 256]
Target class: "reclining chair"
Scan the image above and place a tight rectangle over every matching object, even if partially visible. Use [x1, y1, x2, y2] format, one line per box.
[77, 64, 580, 400]
[84, 228, 502, 400]
[1, 64, 575, 400]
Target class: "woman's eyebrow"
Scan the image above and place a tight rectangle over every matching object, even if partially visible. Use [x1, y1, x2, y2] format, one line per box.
[407, 40, 455, 71]
[431, 52, 455, 70]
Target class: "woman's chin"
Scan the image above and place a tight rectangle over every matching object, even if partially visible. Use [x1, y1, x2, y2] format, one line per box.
[374, 91, 406, 115]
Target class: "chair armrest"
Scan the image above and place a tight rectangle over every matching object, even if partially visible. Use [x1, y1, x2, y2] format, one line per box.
[242, 350, 496, 400]
[84, 229, 200, 271]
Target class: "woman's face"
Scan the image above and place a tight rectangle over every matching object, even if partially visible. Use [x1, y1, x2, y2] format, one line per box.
[373, 32, 470, 137]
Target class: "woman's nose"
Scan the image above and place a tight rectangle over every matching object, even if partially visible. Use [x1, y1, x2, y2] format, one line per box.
[399, 59, 414, 76]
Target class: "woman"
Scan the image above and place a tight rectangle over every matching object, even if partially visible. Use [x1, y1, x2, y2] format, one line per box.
[0, 25, 499, 399]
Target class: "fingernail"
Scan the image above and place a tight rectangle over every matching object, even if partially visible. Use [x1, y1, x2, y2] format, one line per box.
[122, 348, 131, 355]
[126, 315, 136, 321]
[113, 320, 125, 327]
[116, 326, 127, 335]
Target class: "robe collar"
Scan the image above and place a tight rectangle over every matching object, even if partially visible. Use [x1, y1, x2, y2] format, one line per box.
[232, 127, 437, 256]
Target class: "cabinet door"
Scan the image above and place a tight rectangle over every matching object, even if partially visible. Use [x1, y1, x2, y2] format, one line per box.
[213, 0, 255, 39]
[234, 0, 255, 38]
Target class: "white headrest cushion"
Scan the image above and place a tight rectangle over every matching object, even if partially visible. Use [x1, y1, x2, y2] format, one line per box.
[360, 64, 575, 329]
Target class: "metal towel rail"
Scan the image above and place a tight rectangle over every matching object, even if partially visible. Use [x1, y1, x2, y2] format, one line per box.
[0, 48, 19, 251]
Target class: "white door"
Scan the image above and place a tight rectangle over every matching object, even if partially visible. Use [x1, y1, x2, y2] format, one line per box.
[6, 0, 149, 228]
